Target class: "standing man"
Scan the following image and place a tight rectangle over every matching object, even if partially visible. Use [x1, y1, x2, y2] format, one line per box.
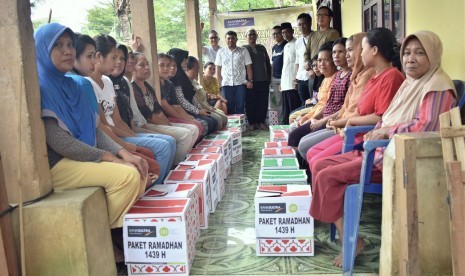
[243, 28, 272, 131]
[270, 25, 287, 125]
[294, 13, 313, 105]
[203, 30, 222, 63]
[215, 31, 253, 115]
[280, 22, 300, 125]
[304, 6, 340, 63]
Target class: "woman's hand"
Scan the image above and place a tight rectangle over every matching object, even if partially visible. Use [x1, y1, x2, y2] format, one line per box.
[310, 118, 325, 131]
[199, 109, 209, 116]
[117, 149, 149, 178]
[364, 127, 390, 141]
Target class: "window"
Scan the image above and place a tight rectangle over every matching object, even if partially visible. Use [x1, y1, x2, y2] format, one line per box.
[362, 0, 405, 40]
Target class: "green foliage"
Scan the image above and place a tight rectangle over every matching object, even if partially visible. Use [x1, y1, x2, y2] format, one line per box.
[82, 1, 117, 37]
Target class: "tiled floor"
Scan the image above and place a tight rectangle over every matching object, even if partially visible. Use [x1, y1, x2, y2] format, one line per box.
[119, 129, 381, 275]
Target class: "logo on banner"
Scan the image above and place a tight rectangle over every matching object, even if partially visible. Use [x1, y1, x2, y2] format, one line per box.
[259, 203, 286, 214]
[127, 226, 157, 237]
[224, 18, 255, 28]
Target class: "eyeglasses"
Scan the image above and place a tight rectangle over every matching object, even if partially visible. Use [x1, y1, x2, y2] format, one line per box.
[316, 13, 329, 18]
[311, 64, 318, 68]
[209, 36, 218, 40]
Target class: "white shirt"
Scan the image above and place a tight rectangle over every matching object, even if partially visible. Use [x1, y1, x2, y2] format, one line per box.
[204, 45, 221, 64]
[86, 76, 116, 126]
[215, 46, 252, 87]
[281, 38, 297, 91]
[295, 34, 310, 81]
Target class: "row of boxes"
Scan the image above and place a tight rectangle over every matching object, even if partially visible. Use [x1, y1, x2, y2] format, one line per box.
[123, 118, 245, 275]
[255, 126, 314, 256]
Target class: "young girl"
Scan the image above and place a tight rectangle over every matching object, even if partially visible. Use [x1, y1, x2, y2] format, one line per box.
[202, 62, 228, 114]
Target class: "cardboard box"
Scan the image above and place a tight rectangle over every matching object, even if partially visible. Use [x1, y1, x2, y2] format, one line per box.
[124, 198, 198, 275]
[264, 141, 290, 148]
[258, 170, 308, 185]
[194, 141, 231, 177]
[185, 154, 226, 199]
[227, 114, 246, 132]
[269, 125, 290, 131]
[213, 129, 243, 164]
[261, 158, 299, 170]
[164, 170, 211, 229]
[255, 185, 314, 256]
[175, 160, 219, 213]
[202, 134, 233, 165]
[270, 130, 289, 142]
[262, 148, 296, 158]
[142, 183, 201, 240]
[268, 110, 279, 126]
[188, 146, 222, 155]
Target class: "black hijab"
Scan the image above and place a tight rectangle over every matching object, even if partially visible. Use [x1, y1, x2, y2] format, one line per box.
[167, 48, 196, 103]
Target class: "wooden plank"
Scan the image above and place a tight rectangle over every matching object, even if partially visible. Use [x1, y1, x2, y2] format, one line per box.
[445, 161, 465, 275]
[0, 157, 20, 276]
[395, 137, 420, 275]
[185, 0, 203, 61]
[450, 107, 465, 168]
[208, 0, 217, 30]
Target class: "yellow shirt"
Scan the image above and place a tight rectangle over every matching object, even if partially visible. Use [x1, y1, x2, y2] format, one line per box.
[202, 76, 221, 96]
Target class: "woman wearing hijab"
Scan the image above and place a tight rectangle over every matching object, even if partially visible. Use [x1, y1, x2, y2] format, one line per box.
[34, 23, 147, 261]
[310, 30, 457, 268]
[294, 33, 375, 160]
[168, 48, 218, 135]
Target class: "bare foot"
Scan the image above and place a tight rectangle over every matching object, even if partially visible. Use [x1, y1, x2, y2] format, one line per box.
[259, 123, 268, 130]
[113, 244, 125, 263]
[333, 237, 365, 268]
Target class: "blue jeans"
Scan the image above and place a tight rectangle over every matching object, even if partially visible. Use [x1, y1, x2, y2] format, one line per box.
[222, 85, 246, 114]
[123, 133, 176, 184]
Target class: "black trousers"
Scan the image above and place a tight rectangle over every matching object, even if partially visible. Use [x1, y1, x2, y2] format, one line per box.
[282, 89, 302, 125]
[297, 80, 311, 104]
[245, 81, 269, 125]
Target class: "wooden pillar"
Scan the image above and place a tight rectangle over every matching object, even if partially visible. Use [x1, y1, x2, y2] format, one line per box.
[0, 0, 52, 204]
[208, 0, 218, 31]
[131, 0, 161, 98]
[185, 0, 203, 60]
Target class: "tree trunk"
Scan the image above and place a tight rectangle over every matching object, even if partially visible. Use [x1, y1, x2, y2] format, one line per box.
[115, 0, 132, 43]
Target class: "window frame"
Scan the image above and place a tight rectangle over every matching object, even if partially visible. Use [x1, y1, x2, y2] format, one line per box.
[362, 0, 405, 41]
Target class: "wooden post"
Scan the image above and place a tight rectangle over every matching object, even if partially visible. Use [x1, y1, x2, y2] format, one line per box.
[185, 0, 203, 60]
[0, 156, 20, 276]
[131, 0, 161, 99]
[395, 137, 420, 275]
[208, 0, 218, 31]
[0, 0, 53, 203]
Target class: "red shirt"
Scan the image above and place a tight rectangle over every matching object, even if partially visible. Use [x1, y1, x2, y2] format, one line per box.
[357, 67, 405, 116]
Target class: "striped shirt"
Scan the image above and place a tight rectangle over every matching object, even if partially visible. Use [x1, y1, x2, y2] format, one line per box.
[374, 89, 457, 169]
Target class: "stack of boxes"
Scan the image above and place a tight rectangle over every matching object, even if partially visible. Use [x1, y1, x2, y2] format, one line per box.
[123, 114, 245, 275]
[255, 125, 314, 256]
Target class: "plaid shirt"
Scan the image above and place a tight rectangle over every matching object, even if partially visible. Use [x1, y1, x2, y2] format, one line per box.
[322, 70, 352, 117]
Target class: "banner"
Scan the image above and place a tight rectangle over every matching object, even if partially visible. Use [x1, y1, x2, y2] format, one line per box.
[215, 5, 313, 55]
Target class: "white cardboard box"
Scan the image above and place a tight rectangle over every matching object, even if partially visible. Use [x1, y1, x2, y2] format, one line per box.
[255, 185, 314, 256]
[268, 110, 279, 126]
[214, 129, 243, 164]
[258, 170, 308, 185]
[142, 183, 201, 240]
[196, 139, 231, 175]
[227, 114, 246, 132]
[188, 146, 222, 155]
[175, 160, 219, 213]
[270, 130, 289, 142]
[264, 141, 290, 148]
[124, 198, 198, 275]
[164, 170, 211, 229]
[185, 154, 226, 199]
[260, 158, 299, 170]
[262, 148, 296, 158]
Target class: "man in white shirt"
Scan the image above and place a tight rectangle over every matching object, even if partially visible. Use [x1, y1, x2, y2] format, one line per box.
[294, 13, 313, 105]
[280, 22, 301, 125]
[215, 31, 253, 114]
[203, 30, 222, 63]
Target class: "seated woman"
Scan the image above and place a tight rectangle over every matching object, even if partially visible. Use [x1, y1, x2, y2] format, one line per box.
[289, 55, 324, 124]
[288, 42, 338, 149]
[296, 34, 375, 159]
[310, 30, 457, 267]
[35, 23, 147, 262]
[306, 28, 405, 171]
[289, 38, 351, 159]
[202, 61, 228, 114]
[79, 34, 176, 183]
[168, 48, 218, 135]
[109, 44, 194, 165]
[185, 56, 228, 129]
